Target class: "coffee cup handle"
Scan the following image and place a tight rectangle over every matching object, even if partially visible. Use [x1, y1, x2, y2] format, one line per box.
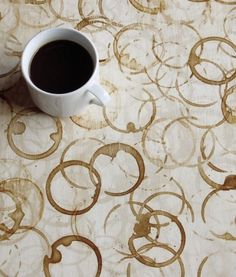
[87, 83, 110, 106]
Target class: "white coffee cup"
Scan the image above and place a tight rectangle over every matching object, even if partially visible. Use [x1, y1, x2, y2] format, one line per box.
[21, 27, 110, 117]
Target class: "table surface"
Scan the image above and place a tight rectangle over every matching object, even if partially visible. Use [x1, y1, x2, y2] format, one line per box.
[0, 1, 236, 276]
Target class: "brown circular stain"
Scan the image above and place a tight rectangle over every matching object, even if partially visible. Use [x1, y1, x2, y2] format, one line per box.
[188, 37, 236, 85]
[46, 160, 101, 215]
[90, 143, 145, 196]
[43, 235, 102, 277]
[7, 108, 62, 160]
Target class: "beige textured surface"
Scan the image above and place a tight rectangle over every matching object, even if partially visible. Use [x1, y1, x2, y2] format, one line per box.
[0, 1, 236, 276]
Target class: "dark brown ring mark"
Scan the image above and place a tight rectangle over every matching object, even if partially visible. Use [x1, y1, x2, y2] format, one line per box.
[46, 160, 101, 215]
[89, 143, 145, 196]
[197, 256, 209, 277]
[188, 37, 236, 85]
[60, 138, 105, 189]
[43, 235, 102, 277]
[140, 191, 194, 222]
[7, 108, 62, 160]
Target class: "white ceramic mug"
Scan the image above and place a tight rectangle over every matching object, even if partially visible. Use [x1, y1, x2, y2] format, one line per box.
[21, 27, 110, 117]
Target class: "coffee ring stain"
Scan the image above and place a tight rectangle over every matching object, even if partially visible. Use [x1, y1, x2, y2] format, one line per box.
[12, 121, 26, 135]
[221, 85, 236, 123]
[129, 0, 165, 14]
[188, 37, 236, 85]
[89, 143, 145, 196]
[128, 210, 186, 268]
[0, 187, 24, 241]
[201, 175, 236, 223]
[113, 23, 159, 74]
[43, 235, 102, 277]
[7, 108, 62, 160]
[0, 178, 44, 244]
[215, 0, 236, 4]
[103, 88, 156, 134]
[46, 160, 101, 215]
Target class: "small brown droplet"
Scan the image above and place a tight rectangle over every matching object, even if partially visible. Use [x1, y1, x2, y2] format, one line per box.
[223, 175, 236, 190]
[127, 122, 136, 132]
[12, 121, 26, 135]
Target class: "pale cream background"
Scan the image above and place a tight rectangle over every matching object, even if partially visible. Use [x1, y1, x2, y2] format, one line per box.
[0, 1, 236, 276]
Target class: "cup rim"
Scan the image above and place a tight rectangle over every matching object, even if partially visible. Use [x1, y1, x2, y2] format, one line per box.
[21, 27, 99, 97]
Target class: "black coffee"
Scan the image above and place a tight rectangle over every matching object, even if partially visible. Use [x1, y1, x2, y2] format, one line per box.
[30, 40, 94, 94]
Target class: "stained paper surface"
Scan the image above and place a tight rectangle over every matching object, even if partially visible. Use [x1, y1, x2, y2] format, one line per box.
[0, 1, 236, 276]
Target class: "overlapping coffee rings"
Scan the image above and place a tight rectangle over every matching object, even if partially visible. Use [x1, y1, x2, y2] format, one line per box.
[188, 37, 236, 85]
[128, 210, 186, 268]
[46, 160, 101, 215]
[103, 89, 156, 134]
[0, 178, 44, 241]
[43, 235, 102, 277]
[60, 138, 105, 189]
[113, 23, 159, 74]
[89, 143, 145, 196]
